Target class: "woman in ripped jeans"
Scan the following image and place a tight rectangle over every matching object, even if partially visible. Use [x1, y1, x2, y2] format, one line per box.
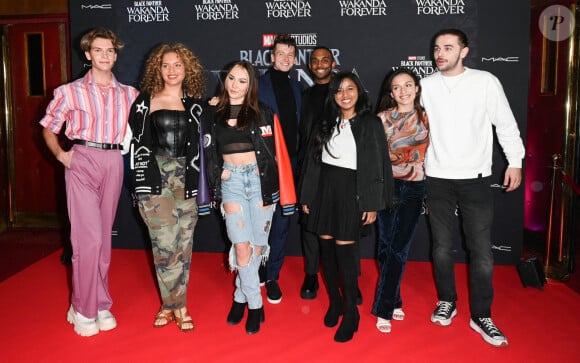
[203, 60, 295, 334]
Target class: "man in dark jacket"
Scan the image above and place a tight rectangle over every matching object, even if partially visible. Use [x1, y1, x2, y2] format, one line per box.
[258, 34, 303, 304]
[298, 46, 336, 299]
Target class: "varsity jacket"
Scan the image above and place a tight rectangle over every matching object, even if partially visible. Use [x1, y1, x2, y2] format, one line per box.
[127, 92, 211, 214]
[299, 113, 394, 212]
[202, 103, 296, 215]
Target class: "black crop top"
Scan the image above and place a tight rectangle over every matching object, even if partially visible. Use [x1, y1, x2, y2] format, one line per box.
[149, 109, 188, 158]
[215, 105, 255, 155]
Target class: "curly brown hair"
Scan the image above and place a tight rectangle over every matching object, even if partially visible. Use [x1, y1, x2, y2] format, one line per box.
[140, 43, 206, 98]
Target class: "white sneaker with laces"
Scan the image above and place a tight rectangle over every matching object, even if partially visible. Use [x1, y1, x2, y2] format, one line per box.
[97, 310, 117, 331]
[66, 305, 99, 337]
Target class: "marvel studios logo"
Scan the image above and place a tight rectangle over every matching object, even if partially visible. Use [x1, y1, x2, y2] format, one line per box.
[262, 33, 317, 47]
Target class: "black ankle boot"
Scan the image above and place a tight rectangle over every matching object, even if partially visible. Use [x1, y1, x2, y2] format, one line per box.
[300, 274, 319, 300]
[324, 299, 343, 327]
[227, 301, 246, 325]
[245, 307, 265, 334]
[334, 307, 360, 342]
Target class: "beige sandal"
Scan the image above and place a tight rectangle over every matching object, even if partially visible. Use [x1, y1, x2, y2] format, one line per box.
[376, 317, 391, 333]
[393, 308, 405, 321]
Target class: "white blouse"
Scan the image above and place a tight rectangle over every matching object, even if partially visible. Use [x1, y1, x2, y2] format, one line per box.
[322, 118, 357, 170]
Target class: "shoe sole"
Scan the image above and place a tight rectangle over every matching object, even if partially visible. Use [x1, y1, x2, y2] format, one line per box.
[430, 308, 457, 326]
[67, 309, 99, 337]
[98, 320, 117, 331]
[469, 319, 509, 347]
[266, 296, 282, 304]
[300, 291, 317, 299]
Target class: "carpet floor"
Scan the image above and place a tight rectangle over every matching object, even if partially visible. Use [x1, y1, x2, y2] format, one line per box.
[0, 249, 577, 362]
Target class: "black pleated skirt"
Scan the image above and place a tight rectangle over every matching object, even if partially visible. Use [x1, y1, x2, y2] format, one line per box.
[305, 163, 361, 241]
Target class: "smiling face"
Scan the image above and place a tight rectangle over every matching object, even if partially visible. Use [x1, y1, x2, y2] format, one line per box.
[390, 73, 418, 111]
[271, 43, 296, 72]
[309, 48, 335, 84]
[160, 52, 185, 87]
[225, 65, 250, 105]
[84, 37, 117, 73]
[334, 77, 359, 118]
[433, 34, 469, 76]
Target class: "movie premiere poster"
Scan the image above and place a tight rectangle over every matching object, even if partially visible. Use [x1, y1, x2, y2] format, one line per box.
[69, 0, 530, 264]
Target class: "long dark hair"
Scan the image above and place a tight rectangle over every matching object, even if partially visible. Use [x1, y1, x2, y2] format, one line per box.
[377, 68, 424, 115]
[312, 71, 371, 162]
[216, 60, 260, 130]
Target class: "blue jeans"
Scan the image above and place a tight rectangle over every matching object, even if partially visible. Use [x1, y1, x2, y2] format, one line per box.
[372, 179, 425, 320]
[221, 162, 274, 309]
[426, 176, 494, 318]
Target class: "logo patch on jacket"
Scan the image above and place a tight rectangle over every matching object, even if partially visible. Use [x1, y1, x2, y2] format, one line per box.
[259, 125, 273, 137]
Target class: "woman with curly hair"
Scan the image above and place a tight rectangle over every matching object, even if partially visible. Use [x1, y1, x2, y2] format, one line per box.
[127, 43, 208, 333]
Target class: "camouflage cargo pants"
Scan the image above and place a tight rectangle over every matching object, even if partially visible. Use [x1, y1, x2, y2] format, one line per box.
[138, 156, 198, 310]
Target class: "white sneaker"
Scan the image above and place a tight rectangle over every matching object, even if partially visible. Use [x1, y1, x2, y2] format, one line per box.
[97, 310, 117, 331]
[66, 305, 99, 337]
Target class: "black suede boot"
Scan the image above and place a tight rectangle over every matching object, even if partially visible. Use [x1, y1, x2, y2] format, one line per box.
[245, 307, 265, 334]
[334, 243, 360, 343]
[227, 301, 246, 325]
[319, 238, 342, 327]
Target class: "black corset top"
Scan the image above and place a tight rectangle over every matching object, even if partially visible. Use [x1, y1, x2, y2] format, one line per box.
[149, 109, 188, 158]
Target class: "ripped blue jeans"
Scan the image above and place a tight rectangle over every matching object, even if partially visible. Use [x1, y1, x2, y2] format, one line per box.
[221, 162, 274, 309]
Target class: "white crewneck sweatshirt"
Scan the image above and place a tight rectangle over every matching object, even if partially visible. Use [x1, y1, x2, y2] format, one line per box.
[420, 68, 525, 179]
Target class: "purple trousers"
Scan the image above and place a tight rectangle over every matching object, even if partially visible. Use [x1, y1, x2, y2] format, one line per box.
[66, 145, 123, 318]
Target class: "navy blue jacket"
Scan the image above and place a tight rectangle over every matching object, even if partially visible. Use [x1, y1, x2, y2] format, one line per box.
[258, 70, 303, 154]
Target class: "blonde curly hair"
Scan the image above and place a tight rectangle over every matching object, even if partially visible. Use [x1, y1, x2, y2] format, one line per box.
[140, 43, 206, 98]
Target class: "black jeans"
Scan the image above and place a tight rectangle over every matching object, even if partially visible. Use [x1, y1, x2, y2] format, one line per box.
[426, 176, 494, 318]
[372, 179, 425, 320]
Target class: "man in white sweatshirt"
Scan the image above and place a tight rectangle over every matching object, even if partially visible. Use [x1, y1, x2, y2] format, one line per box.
[421, 28, 525, 348]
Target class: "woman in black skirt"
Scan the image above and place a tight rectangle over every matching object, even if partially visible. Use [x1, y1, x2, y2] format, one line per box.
[299, 72, 393, 342]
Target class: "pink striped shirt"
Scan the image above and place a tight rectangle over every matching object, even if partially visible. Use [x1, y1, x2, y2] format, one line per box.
[40, 70, 139, 144]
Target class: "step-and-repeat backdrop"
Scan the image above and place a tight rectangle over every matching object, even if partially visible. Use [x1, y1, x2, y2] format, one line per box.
[70, 0, 529, 264]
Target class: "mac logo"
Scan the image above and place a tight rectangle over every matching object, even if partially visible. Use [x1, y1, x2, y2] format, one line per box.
[81, 4, 112, 10]
[481, 57, 519, 63]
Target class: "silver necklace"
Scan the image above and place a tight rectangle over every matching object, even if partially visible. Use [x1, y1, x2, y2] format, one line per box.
[440, 71, 466, 93]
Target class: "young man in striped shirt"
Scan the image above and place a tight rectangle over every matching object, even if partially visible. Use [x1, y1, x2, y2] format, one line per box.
[40, 28, 138, 337]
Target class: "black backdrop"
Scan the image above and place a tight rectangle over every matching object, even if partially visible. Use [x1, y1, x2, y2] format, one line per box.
[70, 0, 530, 264]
